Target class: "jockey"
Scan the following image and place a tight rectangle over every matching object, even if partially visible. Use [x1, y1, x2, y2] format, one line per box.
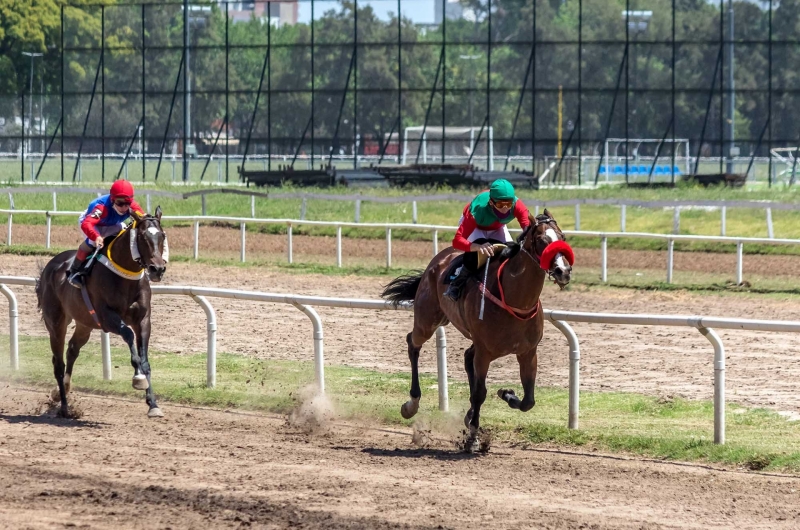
[444, 178, 531, 301]
[67, 180, 145, 288]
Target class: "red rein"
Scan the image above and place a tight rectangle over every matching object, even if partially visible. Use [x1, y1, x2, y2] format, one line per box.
[478, 240, 575, 321]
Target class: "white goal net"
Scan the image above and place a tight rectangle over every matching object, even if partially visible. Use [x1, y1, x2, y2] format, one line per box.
[402, 126, 494, 169]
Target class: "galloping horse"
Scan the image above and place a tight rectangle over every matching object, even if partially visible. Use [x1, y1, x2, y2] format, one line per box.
[36, 208, 168, 418]
[381, 210, 573, 452]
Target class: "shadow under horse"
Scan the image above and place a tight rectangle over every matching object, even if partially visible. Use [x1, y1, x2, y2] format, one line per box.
[381, 210, 573, 452]
[35, 208, 169, 418]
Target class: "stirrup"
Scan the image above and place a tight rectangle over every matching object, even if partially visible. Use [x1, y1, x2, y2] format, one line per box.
[67, 272, 83, 289]
[444, 284, 461, 301]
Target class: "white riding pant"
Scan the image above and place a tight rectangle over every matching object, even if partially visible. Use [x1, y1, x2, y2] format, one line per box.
[459, 216, 512, 244]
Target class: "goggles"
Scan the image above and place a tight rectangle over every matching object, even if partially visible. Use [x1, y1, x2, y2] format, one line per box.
[491, 199, 514, 209]
[114, 199, 132, 207]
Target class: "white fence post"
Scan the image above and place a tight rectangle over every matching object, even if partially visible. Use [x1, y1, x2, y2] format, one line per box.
[620, 204, 626, 232]
[193, 220, 199, 260]
[412, 201, 418, 224]
[336, 225, 342, 268]
[386, 227, 392, 268]
[698, 326, 725, 445]
[6, 213, 11, 246]
[435, 326, 449, 412]
[300, 198, 307, 220]
[736, 241, 743, 285]
[201, 194, 207, 216]
[0, 284, 19, 371]
[667, 238, 675, 284]
[146, 193, 151, 213]
[251, 195, 255, 218]
[101, 332, 111, 381]
[548, 319, 580, 430]
[673, 207, 680, 234]
[240, 222, 246, 263]
[292, 302, 325, 394]
[45, 213, 51, 249]
[52, 191, 57, 212]
[191, 295, 217, 388]
[433, 229, 439, 256]
[574, 204, 580, 231]
[287, 223, 293, 264]
[766, 207, 774, 239]
[600, 236, 607, 282]
[354, 200, 361, 223]
[721, 206, 726, 236]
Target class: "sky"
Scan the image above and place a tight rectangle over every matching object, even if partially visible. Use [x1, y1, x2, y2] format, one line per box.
[296, 0, 437, 25]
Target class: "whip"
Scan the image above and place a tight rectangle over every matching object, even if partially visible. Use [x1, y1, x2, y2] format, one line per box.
[479, 254, 490, 321]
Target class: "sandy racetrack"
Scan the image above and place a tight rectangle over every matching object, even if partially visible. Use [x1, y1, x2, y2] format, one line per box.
[3, 236, 800, 527]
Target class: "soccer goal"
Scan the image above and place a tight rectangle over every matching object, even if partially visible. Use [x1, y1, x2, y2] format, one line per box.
[402, 126, 494, 170]
[601, 138, 691, 182]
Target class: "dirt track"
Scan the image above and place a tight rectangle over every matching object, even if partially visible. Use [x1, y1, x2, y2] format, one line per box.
[3, 231, 800, 528]
[1, 386, 799, 529]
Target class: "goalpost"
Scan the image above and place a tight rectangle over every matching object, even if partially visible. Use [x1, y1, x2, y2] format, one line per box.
[402, 126, 494, 170]
[602, 138, 691, 181]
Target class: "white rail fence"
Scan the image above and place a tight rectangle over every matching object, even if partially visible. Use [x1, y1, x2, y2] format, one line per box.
[5, 275, 800, 444]
[3, 209, 800, 285]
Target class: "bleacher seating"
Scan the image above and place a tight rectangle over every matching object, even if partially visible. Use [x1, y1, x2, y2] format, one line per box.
[598, 164, 682, 177]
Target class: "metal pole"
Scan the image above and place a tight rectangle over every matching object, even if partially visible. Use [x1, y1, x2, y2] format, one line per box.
[726, 0, 735, 174]
[336, 225, 342, 267]
[46, 213, 51, 248]
[292, 302, 325, 394]
[287, 224, 293, 264]
[183, 0, 189, 181]
[721, 206, 726, 236]
[549, 319, 579, 430]
[698, 326, 725, 445]
[0, 285, 19, 371]
[386, 227, 392, 268]
[193, 220, 199, 259]
[435, 326, 448, 412]
[601, 236, 607, 282]
[191, 295, 217, 388]
[766, 208, 774, 238]
[673, 207, 680, 234]
[620, 204, 626, 232]
[667, 238, 674, 284]
[433, 229, 439, 256]
[736, 241, 743, 285]
[574, 204, 580, 231]
[101, 332, 111, 381]
[240, 222, 246, 263]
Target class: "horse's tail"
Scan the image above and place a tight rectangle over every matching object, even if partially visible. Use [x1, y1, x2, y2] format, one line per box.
[34, 259, 46, 313]
[381, 270, 423, 304]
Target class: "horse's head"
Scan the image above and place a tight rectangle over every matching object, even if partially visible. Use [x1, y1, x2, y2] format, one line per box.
[130, 207, 168, 282]
[519, 208, 574, 288]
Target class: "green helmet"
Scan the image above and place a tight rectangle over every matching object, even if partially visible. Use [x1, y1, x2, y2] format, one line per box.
[489, 179, 515, 201]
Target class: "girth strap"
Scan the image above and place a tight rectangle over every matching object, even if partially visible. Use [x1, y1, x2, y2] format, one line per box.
[79, 284, 102, 329]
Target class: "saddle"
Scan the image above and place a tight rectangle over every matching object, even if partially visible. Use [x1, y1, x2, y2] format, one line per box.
[75, 233, 119, 281]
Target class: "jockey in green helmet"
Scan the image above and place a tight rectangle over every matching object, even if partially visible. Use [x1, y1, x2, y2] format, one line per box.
[444, 179, 531, 301]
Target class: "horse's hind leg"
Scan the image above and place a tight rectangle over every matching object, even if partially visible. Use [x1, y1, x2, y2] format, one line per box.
[44, 312, 69, 417]
[400, 321, 440, 420]
[498, 347, 538, 412]
[50, 324, 92, 402]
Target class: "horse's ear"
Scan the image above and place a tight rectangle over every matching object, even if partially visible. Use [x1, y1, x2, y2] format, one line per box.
[543, 208, 553, 219]
[155, 205, 162, 221]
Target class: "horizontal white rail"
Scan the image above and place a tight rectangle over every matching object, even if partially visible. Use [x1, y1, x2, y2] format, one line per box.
[5, 276, 800, 443]
[3, 209, 799, 285]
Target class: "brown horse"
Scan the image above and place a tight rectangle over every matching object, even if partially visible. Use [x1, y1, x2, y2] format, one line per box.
[381, 210, 573, 452]
[35, 208, 168, 418]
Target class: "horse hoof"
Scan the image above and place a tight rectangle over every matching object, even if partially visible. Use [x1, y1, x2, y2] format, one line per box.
[132, 375, 149, 390]
[463, 409, 473, 429]
[400, 400, 419, 420]
[497, 388, 516, 400]
[463, 435, 480, 454]
[50, 387, 62, 402]
[148, 407, 164, 418]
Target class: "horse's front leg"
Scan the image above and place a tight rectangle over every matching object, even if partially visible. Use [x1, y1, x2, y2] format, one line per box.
[465, 349, 491, 453]
[498, 346, 538, 412]
[99, 307, 148, 391]
[132, 316, 163, 418]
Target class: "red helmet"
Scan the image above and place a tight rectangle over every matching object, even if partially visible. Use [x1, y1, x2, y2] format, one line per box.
[110, 180, 135, 201]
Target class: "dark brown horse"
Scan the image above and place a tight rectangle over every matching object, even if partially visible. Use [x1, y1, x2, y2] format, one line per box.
[36, 208, 168, 418]
[381, 210, 573, 452]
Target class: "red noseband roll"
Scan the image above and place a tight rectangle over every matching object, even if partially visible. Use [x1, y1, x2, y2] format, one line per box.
[540, 240, 575, 270]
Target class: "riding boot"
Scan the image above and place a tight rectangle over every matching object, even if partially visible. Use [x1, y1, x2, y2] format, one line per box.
[67, 256, 86, 289]
[444, 264, 471, 301]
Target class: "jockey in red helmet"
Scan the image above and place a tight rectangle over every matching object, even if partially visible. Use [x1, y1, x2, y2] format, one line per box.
[67, 180, 145, 288]
[443, 179, 531, 301]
